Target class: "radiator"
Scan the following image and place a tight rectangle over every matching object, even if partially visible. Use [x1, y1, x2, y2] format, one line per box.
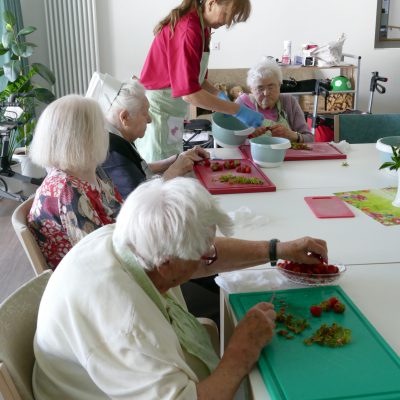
[44, 0, 99, 97]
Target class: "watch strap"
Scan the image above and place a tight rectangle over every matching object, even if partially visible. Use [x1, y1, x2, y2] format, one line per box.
[269, 239, 279, 266]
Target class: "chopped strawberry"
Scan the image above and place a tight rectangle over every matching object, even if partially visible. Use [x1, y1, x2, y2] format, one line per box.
[328, 297, 339, 308]
[333, 302, 346, 314]
[310, 305, 323, 317]
[320, 300, 331, 312]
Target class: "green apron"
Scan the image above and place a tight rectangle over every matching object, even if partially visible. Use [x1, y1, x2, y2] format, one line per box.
[113, 238, 219, 375]
[250, 95, 291, 130]
[136, 9, 210, 162]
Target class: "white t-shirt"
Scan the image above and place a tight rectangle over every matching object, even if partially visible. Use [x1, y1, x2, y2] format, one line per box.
[33, 224, 209, 399]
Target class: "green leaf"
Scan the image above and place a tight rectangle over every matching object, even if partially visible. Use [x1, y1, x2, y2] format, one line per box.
[379, 162, 395, 170]
[11, 42, 34, 57]
[0, 67, 3, 77]
[17, 26, 37, 37]
[32, 63, 55, 85]
[32, 87, 56, 103]
[3, 59, 21, 82]
[3, 10, 16, 26]
[2, 31, 14, 48]
[0, 43, 9, 55]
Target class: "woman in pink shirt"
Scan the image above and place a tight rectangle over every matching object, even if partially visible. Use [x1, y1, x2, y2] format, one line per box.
[139, 0, 263, 162]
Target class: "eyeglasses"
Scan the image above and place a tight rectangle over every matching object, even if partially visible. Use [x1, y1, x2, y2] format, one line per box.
[201, 244, 218, 266]
[254, 84, 279, 95]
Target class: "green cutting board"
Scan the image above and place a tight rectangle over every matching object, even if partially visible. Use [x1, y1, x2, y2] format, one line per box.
[229, 286, 400, 400]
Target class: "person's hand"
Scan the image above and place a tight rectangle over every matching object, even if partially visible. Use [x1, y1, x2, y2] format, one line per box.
[217, 91, 230, 101]
[163, 146, 209, 180]
[277, 236, 328, 264]
[269, 124, 298, 142]
[248, 126, 269, 139]
[223, 302, 276, 376]
[235, 104, 264, 128]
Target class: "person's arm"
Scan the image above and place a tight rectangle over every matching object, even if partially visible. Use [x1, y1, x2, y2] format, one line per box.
[182, 88, 239, 114]
[192, 236, 328, 278]
[201, 79, 220, 96]
[149, 146, 210, 176]
[285, 95, 314, 143]
[197, 302, 276, 400]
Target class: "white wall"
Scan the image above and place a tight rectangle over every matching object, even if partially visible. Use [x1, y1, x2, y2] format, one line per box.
[22, 0, 400, 113]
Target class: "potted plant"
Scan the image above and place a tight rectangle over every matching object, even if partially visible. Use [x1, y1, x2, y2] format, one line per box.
[0, 9, 56, 186]
[379, 145, 400, 207]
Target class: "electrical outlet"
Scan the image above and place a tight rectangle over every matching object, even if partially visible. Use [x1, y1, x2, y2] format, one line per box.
[211, 41, 220, 51]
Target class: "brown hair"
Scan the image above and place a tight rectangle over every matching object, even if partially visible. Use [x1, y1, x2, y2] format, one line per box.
[154, 0, 251, 35]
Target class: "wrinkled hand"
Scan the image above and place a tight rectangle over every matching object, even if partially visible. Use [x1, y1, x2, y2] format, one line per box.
[164, 146, 209, 179]
[269, 124, 297, 142]
[224, 302, 276, 376]
[235, 104, 264, 128]
[277, 236, 328, 264]
[248, 126, 269, 139]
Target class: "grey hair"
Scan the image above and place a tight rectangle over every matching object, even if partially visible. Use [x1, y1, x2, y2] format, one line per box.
[106, 80, 147, 126]
[247, 57, 283, 88]
[113, 177, 234, 270]
[30, 95, 108, 171]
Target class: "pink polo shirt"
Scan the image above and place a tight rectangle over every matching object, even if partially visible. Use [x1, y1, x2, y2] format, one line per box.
[140, 9, 210, 98]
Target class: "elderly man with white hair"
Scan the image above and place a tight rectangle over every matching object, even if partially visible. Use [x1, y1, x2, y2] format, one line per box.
[236, 58, 313, 143]
[33, 177, 328, 400]
[27, 95, 123, 270]
[90, 75, 209, 199]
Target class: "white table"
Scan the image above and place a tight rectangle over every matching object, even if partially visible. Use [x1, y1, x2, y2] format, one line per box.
[210, 143, 397, 190]
[222, 263, 400, 400]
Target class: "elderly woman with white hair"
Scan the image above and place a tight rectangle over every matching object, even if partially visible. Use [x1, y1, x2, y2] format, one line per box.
[33, 177, 328, 399]
[236, 59, 313, 143]
[27, 95, 123, 270]
[102, 79, 209, 199]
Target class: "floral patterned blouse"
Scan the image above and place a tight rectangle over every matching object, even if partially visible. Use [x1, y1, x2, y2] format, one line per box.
[27, 168, 123, 270]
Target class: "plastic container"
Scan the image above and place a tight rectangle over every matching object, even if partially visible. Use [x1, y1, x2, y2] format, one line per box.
[249, 136, 291, 167]
[282, 40, 292, 65]
[211, 113, 254, 148]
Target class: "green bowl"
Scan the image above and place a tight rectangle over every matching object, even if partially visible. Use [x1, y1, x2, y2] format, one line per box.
[250, 136, 291, 168]
[212, 112, 254, 148]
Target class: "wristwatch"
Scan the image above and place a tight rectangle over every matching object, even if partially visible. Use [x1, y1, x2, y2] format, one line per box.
[269, 239, 280, 266]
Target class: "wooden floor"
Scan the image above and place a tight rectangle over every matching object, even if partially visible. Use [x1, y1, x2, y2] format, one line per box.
[0, 198, 34, 303]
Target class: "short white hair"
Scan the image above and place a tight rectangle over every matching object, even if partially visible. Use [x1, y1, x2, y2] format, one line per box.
[247, 58, 283, 88]
[30, 95, 108, 171]
[106, 80, 147, 126]
[114, 177, 234, 270]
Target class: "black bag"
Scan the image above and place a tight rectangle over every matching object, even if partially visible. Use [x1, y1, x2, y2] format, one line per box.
[280, 78, 330, 93]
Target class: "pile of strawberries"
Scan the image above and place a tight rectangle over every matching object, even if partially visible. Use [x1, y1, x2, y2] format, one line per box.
[310, 296, 346, 317]
[278, 260, 339, 275]
[208, 159, 252, 173]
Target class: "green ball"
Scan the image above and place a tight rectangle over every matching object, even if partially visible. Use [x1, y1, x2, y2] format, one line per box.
[331, 76, 352, 91]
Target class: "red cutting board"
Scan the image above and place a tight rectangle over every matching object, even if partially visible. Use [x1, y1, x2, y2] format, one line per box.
[239, 142, 347, 161]
[194, 159, 276, 194]
[305, 196, 355, 218]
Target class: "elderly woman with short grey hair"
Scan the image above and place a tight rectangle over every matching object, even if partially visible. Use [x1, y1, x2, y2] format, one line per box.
[236, 58, 313, 143]
[102, 78, 209, 199]
[33, 177, 328, 399]
[28, 95, 123, 270]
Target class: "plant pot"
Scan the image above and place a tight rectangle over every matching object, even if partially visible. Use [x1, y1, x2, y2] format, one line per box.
[12, 151, 45, 196]
[2, 161, 24, 194]
[392, 170, 400, 208]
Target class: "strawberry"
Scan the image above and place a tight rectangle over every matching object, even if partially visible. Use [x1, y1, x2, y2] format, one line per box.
[333, 302, 346, 314]
[320, 300, 331, 312]
[310, 305, 323, 317]
[203, 159, 210, 167]
[328, 297, 339, 308]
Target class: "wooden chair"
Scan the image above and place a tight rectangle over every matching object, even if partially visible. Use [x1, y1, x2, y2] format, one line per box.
[334, 113, 400, 143]
[11, 197, 48, 275]
[0, 271, 52, 400]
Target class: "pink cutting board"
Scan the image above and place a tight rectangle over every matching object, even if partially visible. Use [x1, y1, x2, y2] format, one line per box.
[239, 142, 347, 161]
[194, 159, 276, 194]
[304, 196, 355, 218]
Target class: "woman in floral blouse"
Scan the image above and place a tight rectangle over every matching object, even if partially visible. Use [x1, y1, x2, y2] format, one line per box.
[28, 95, 123, 270]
